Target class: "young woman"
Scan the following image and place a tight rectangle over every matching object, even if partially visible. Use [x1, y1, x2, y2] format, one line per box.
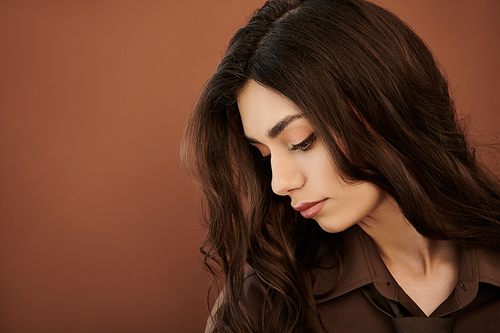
[182, 0, 500, 332]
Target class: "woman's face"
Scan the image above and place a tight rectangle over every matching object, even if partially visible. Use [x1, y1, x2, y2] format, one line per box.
[237, 80, 389, 233]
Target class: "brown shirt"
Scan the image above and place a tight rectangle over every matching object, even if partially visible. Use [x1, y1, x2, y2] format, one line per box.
[238, 226, 500, 332]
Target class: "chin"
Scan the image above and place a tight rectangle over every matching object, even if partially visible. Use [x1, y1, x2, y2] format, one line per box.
[314, 217, 354, 234]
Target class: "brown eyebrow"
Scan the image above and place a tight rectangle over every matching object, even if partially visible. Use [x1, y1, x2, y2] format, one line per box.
[245, 114, 303, 144]
[268, 114, 303, 138]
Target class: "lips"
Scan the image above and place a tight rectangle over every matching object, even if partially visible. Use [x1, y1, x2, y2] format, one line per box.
[292, 199, 327, 219]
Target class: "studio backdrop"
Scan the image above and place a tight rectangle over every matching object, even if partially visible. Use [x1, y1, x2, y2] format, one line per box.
[0, 0, 498, 332]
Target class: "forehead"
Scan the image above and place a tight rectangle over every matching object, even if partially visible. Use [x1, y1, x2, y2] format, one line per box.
[237, 81, 301, 136]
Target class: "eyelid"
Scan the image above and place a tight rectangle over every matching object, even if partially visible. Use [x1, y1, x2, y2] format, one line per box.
[249, 132, 315, 163]
[291, 133, 316, 151]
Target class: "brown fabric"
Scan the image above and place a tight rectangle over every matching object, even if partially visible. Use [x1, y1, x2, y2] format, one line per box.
[236, 225, 500, 332]
[361, 284, 458, 332]
[391, 317, 456, 333]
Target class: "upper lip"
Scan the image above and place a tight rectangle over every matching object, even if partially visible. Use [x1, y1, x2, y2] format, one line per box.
[292, 199, 326, 212]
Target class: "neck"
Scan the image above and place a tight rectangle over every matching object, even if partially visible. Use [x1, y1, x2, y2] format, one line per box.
[357, 197, 457, 275]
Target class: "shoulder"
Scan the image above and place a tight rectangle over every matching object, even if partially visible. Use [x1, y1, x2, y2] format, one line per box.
[205, 265, 268, 333]
[242, 264, 268, 317]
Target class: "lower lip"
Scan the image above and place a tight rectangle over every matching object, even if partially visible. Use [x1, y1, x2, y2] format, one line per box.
[299, 200, 327, 219]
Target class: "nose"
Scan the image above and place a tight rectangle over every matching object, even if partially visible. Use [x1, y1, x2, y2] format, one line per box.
[270, 155, 305, 196]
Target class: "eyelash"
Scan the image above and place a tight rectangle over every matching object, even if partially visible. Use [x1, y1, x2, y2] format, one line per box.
[291, 133, 316, 152]
[260, 133, 316, 163]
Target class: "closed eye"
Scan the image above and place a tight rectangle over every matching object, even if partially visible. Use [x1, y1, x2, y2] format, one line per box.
[291, 133, 316, 152]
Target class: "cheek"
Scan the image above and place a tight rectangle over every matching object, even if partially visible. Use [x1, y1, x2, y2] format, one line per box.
[341, 182, 384, 205]
[312, 148, 344, 185]
[346, 184, 386, 221]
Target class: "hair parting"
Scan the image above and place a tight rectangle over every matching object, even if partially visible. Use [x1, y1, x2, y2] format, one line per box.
[181, 0, 500, 331]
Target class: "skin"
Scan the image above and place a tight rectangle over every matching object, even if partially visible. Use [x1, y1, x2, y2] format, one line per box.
[239, 80, 393, 233]
[237, 80, 459, 316]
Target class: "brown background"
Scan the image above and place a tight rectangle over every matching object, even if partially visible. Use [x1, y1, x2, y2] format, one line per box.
[0, 1, 498, 332]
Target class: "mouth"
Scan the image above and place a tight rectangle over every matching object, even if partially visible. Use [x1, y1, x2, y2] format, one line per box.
[292, 199, 327, 219]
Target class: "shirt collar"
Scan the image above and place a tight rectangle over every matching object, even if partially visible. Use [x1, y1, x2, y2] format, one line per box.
[313, 225, 384, 304]
[312, 225, 500, 307]
[476, 246, 500, 287]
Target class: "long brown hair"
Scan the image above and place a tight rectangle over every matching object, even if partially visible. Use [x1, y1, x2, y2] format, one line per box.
[181, 0, 500, 332]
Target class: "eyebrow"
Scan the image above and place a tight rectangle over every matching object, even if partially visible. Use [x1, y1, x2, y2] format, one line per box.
[245, 114, 303, 144]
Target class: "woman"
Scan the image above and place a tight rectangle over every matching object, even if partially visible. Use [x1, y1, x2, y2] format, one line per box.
[182, 0, 500, 332]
